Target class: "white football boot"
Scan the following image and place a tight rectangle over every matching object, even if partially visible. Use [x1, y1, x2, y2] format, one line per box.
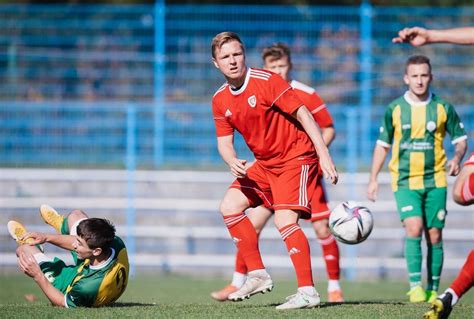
[228, 270, 273, 301]
[276, 289, 321, 310]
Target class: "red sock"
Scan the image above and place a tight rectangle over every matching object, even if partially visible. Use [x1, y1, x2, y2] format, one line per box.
[224, 213, 264, 272]
[318, 234, 340, 280]
[450, 250, 474, 298]
[235, 251, 248, 274]
[279, 223, 314, 287]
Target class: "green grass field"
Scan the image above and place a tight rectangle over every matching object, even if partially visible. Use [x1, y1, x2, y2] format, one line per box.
[1, 273, 473, 318]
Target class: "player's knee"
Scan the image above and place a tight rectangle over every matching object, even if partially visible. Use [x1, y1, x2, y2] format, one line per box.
[68, 209, 88, 220]
[219, 199, 243, 215]
[405, 224, 423, 237]
[313, 220, 331, 238]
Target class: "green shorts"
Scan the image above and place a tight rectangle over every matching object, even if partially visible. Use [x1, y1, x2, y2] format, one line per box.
[38, 216, 81, 293]
[393, 187, 447, 229]
[39, 256, 80, 293]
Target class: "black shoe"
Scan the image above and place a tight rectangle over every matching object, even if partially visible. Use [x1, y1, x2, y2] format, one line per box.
[423, 292, 453, 319]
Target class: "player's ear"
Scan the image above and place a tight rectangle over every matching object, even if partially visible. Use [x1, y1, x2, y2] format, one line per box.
[92, 247, 102, 257]
[403, 74, 409, 85]
[212, 58, 219, 69]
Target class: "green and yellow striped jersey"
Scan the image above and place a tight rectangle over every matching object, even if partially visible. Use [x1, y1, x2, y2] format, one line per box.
[65, 236, 129, 308]
[378, 92, 467, 191]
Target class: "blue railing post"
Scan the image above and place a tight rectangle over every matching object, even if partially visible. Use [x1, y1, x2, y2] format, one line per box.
[126, 105, 137, 276]
[154, 0, 166, 167]
[359, 0, 373, 165]
[345, 108, 358, 281]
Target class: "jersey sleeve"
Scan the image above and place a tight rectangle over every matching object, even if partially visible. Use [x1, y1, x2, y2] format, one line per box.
[445, 104, 467, 144]
[65, 283, 94, 308]
[212, 97, 234, 137]
[269, 74, 303, 115]
[377, 105, 394, 147]
[310, 93, 333, 128]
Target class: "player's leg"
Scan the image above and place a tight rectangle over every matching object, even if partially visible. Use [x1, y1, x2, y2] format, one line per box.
[310, 177, 342, 302]
[8, 220, 74, 294]
[424, 187, 447, 302]
[423, 250, 474, 319]
[271, 163, 320, 310]
[395, 189, 426, 302]
[224, 162, 273, 301]
[210, 206, 272, 301]
[40, 204, 89, 235]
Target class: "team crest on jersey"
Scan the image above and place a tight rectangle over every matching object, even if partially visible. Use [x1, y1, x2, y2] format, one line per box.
[248, 95, 256, 108]
[426, 121, 436, 132]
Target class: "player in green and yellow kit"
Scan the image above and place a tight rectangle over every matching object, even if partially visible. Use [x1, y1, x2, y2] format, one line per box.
[367, 55, 467, 303]
[7, 205, 129, 307]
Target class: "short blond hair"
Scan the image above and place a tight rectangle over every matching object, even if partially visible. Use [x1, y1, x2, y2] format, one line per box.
[211, 32, 245, 58]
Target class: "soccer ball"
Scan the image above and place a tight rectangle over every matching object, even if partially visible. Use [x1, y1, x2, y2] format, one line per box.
[329, 201, 373, 245]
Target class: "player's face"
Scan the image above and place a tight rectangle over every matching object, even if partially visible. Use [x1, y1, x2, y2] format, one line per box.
[212, 40, 246, 86]
[72, 236, 96, 259]
[404, 63, 432, 98]
[263, 56, 291, 81]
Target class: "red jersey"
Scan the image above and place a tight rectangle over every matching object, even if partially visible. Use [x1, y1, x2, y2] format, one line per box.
[212, 68, 316, 167]
[290, 80, 333, 128]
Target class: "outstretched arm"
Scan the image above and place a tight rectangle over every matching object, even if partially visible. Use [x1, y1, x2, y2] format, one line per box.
[393, 26, 474, 46]
[367, 144, 390, 202]
[22, 232, 77, 251]
[294, 105, 338, 184]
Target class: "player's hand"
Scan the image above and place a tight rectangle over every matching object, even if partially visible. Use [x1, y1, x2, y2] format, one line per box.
[21, 232, 48, 245]
[367, 181, 378, 202]
[392, 27, 429, 46]
[319, 152, 338, 185]
[229, 158, 247, 178]
[17, 250, 42, 279]
[447, 159, 461, 176]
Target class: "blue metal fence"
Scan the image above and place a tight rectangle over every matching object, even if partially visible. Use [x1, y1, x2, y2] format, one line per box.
[0, 4, 473, 169]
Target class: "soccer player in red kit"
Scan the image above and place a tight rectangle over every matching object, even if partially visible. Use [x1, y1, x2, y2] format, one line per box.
[211, 32, 338, 310]
[211, 43, 343, 303]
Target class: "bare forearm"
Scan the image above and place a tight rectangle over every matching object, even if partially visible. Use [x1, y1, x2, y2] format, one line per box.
[217, 141, 237, 166]
[428, 27, 474, 45]
[34, 274, 66, 307]
[45, 234, 76, 251]
[452, 140, 467, 163]
[369, 145, 389, 182]
[296, 106, 328, 156]
[321, 126, 335, 147]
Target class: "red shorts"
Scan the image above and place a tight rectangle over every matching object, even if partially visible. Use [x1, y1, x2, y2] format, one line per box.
[230, 160, 318, 219]
[309, 175, 330, 222]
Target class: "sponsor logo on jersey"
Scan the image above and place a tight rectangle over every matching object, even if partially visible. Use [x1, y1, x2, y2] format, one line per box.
[225, 109, 232, 117]
[426, 121, 436, 132]
[401, 205, 413, 212]
[402, 124, 411, 130]
[45, 271, 55, 283]
[437, 209, 446, 221]
[288, 247, 301, 255]
[248, 95, 256, 108]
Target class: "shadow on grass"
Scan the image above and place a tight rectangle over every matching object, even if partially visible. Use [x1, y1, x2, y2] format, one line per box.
[262, 301, 406, 308]
[110, 302, 157, 308]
